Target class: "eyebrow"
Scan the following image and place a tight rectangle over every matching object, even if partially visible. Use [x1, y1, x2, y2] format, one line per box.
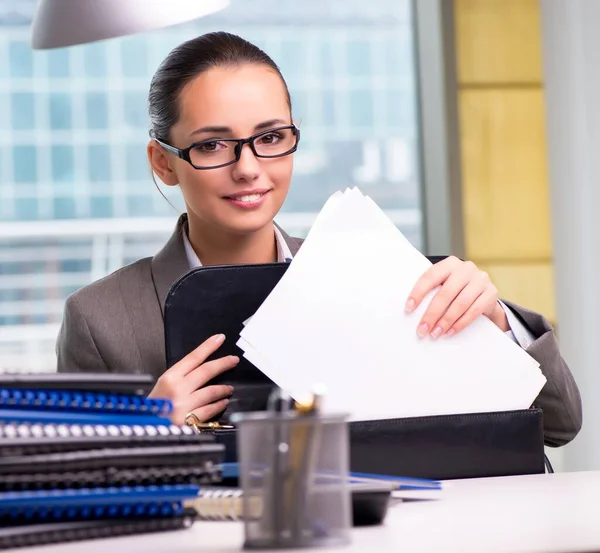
[189, 119, 289, 137]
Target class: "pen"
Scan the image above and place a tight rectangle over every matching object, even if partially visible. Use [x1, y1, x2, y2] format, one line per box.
[287, 385, 326, 542]
[347, 472, 442, 490]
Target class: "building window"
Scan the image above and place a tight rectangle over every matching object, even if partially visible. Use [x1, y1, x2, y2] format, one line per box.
[0, 0, 424, 372]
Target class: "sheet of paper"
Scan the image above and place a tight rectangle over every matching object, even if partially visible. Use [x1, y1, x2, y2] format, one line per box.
[238, 188, 546, 421]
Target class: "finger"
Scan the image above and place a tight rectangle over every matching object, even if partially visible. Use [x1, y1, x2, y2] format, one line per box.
[429, 279, 486, 339]
[417, 270, 472, 338]
[405, 257, 463, 312]
[447, 289, 497, 336]
[189, 384, 234, 410]
[171, 334, 226, 377]
[184, 355, 239, 390]
[189, 397, 231, 424]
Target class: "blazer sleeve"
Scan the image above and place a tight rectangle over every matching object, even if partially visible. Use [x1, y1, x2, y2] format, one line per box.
[56, 294, 110, 373]
[502, 299, 583, 447]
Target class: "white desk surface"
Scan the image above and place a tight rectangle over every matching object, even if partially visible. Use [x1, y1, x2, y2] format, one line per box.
[19, 470, 600, 553]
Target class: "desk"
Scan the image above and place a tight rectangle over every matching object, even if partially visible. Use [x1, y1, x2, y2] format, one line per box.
[19, 470, 600, 553]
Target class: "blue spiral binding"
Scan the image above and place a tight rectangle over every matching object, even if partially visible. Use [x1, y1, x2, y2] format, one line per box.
[1, 500, 184, 523]
[0, 388, 172, 416]
[0, 409, 174, 426]
[0, 484, 200, 523]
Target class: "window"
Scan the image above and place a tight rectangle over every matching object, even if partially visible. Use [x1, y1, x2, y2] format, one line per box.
[11, 92, 35, 130]
[49, 93, 71, 129]
[0, 0, 424, 371]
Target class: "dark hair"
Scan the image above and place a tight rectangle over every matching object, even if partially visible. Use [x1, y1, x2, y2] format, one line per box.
[148, 31, 292, 142]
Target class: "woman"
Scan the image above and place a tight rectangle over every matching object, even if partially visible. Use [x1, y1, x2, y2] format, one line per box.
[56, 31, 581, 447]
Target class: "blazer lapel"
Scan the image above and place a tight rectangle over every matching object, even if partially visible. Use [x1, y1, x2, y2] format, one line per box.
[275, 222, 304, 256]
[151, 216, 304, 311]
[151, 214, 192, 316]
[144, 215, 302, 374]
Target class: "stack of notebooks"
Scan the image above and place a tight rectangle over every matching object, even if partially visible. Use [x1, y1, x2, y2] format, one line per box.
[0, 373, 225, 549]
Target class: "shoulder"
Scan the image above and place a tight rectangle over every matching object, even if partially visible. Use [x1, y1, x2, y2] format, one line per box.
[66, 257, 154, 316]
[57, 256, 160, 374]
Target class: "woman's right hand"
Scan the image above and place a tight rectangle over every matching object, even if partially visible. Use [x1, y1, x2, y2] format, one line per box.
[148, 333, 239, 425]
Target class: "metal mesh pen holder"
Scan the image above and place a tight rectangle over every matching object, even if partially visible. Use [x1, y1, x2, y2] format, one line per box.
[231, 410, 352, 549]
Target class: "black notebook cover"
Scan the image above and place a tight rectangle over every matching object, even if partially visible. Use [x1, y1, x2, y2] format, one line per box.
[165, 263, 290, 417]
[0, 373, 156, 395]
[164, 263, 545, 480]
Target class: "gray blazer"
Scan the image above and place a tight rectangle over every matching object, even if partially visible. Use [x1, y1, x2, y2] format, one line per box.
[56, 215, 582, 447]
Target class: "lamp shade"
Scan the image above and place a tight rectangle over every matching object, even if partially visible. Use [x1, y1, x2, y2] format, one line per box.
[30, 0, 230, 49]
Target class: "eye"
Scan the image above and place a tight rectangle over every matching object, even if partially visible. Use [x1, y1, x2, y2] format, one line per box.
[196, 140, 228, 152]
[257, 132, 283, 145]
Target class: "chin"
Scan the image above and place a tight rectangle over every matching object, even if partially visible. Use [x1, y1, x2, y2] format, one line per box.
[218, 212, 277, 236]
[219, 197, 285, 235]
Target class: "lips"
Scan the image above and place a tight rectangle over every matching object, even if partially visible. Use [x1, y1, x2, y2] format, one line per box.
[226, 193, 264, 203]
[224, 189, 270, 208]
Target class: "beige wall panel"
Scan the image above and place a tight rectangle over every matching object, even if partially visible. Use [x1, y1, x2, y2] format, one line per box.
[480, 262, 555, 324]
[455, 0, 543, 84]
[459, 88, 552, 261]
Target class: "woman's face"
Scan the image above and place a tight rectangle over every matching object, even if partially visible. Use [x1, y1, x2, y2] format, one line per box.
[150, 64, 295, 236]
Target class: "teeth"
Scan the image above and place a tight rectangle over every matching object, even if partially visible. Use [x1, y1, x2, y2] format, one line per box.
[232, 193, 262, 202]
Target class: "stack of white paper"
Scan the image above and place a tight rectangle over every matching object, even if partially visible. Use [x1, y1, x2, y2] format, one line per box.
[237, 188, 546, 421]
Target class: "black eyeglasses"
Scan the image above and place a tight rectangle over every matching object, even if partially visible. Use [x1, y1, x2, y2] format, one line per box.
[154, 125, 300, 170]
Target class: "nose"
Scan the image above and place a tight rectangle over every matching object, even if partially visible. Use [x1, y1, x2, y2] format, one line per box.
[231, 142, 261, 182]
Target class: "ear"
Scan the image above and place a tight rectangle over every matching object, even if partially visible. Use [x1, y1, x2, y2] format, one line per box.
[147, 140, 179, 187]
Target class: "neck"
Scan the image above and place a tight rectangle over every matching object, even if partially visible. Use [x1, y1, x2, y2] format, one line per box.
[187, 217, 278, 266]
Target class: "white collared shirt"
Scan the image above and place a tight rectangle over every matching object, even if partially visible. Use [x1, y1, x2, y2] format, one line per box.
[498, 301, 536, 349]
[182, 225, 293, 269]
[182, 226, 535, 349]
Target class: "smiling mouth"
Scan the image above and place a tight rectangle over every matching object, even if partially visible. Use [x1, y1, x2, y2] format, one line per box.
[225, 192, 265, 203]
[223, 190, 271, 207]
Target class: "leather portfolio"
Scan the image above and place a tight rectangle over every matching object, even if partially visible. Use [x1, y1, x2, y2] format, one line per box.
[164, 262, 546, 480]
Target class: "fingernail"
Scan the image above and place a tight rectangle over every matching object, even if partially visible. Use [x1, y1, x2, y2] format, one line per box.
[405, 298, 415, 312]
[446, 328, 455, 337]
[214, 334, 225, 343]
[431, 326, 443, 339]
[417, 323, 429, 337]
[230, 355, 240, 363]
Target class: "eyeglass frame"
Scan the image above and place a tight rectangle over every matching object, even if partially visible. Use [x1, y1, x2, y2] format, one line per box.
[153, 124, 300, 170]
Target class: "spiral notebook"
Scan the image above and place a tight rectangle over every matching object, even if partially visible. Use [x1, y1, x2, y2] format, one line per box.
[0, 466, 217, 492]
[0, 484, 200, 525]
[0, 445, 224, 491]
[0, 408, 173, 426]
[0, 374, 208, 549]
[0, 387, 171, 416]
[0, 373, 155, 395]
[0, 508, 196, 550]
[0, 420, 211, 456]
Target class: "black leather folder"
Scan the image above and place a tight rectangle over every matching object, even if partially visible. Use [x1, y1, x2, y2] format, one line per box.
[164, 263, 546, 480]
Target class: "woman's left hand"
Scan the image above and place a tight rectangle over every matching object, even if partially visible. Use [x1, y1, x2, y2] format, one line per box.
[404, 256, 509, 338]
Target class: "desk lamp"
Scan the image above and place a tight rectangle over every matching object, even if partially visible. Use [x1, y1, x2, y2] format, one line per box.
[30, 0, 229, 49]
